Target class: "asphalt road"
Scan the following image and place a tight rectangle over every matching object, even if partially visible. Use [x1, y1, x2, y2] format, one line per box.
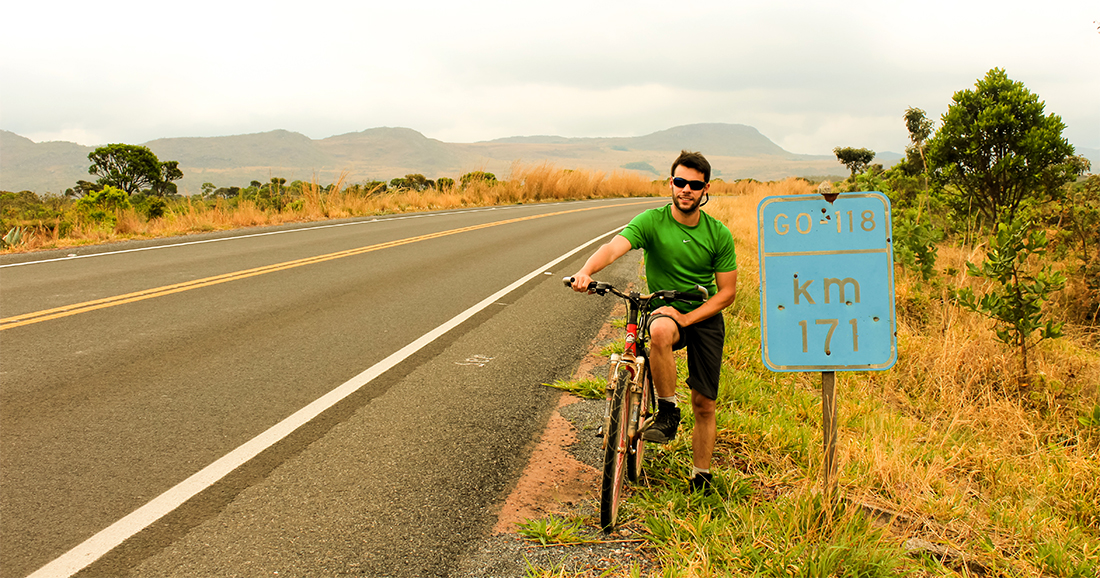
[0, 198, 663, 578]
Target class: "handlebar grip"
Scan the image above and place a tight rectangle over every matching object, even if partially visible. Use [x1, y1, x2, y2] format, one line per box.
[655, 285, 709, 302]
[563, 276, 601, 292]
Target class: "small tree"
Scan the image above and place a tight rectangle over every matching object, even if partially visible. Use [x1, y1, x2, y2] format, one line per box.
[953, 219, 1066, 385]
[903, 107, 933, 176]
[833, 147, 876, 179]
[927, 68, 1078, 228]
[67, 180, 103, 198]
[88, 144, 183, 196]
[149, 161, 183, 197]
[405, 174, 432, 191]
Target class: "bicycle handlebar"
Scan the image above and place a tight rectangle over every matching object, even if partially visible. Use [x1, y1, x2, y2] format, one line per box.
[562, 277, 708, 303]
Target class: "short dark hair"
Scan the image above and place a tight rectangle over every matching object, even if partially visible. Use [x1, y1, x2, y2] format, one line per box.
[671, 150, 711, 182]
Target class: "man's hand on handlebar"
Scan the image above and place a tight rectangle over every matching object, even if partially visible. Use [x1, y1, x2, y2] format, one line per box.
[569, 273, 595, 293]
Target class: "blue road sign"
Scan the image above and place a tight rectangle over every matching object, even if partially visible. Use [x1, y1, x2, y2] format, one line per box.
[757, 192, 897, 371]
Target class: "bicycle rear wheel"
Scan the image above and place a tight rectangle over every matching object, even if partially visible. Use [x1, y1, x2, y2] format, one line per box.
[600, 366, 631, 532]
[627, 367, 652, 482]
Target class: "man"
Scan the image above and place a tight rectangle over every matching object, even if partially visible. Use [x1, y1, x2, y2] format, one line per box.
[570, 150, 738, 493]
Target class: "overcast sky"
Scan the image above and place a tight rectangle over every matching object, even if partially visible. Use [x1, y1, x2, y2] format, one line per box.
[2, 0, 1097, 156]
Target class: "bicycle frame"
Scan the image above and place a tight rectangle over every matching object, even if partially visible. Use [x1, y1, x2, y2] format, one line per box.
[604, 290, 654, 452]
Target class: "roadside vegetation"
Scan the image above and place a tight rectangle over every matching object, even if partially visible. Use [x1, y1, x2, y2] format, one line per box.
[527, 69, 1099, 577]
[530, 179, 1098, 577]
[0, 160, 762, 253]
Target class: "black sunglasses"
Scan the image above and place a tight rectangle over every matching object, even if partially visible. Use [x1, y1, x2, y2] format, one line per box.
[671, 176, 706, 191]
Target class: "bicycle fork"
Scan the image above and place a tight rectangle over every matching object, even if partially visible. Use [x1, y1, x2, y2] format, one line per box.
[601, 354, 647, 452]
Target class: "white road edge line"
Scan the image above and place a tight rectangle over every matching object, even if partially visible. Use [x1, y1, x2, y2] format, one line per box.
[27, 226, 624, 578]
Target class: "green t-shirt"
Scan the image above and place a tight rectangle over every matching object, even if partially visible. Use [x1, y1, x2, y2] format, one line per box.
[619, 204, 738, 313]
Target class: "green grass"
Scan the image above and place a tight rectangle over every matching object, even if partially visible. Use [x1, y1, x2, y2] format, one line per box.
[517, 515, 598, 545]
[600, 339, 626, 357]
[545, 377, 607, 400]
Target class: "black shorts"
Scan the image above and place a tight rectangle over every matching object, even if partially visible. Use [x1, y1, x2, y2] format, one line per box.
[647, 312, 725, 400]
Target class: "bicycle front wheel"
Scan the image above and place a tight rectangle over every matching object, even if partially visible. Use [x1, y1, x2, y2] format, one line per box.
[600, 366, 632, 532]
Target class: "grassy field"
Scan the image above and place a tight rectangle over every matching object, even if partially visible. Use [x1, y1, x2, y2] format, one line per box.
[531, 184, 1099, 577]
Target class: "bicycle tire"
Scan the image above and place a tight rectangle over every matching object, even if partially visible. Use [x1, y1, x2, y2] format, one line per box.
[627, 366, 652, 482]
[600, 366, 632, 532]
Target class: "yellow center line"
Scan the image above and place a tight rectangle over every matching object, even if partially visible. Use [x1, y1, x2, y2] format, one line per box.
[1, 201, 656, 331]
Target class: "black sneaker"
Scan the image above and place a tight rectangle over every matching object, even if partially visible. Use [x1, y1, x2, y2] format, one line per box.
[690, 472, 714, 495]
[642, 401, 680, 443]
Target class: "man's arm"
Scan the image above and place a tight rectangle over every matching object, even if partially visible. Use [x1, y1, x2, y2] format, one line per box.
[655, 269, 738, 326]
[570, 235, 632, 292]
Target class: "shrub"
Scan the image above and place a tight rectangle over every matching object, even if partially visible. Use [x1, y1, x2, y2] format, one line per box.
[130, 194, 168, 220]
[74, 186, 131, 225]
[460, 171, 497, 188]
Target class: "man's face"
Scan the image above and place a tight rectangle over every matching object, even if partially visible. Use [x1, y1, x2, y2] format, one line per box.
[669, 165, 708, 215]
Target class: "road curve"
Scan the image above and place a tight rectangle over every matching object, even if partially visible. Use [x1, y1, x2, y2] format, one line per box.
[0, 198, 663, 577]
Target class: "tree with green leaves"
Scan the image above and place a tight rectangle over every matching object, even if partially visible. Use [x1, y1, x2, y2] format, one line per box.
[150, 161, 183, 197]
[903, 107, 933, 175]
[87, 144, 183, 196]
[926, 68, 1079, 227]
[833, 147, 876, 179]
[953, 219, 1066, 385]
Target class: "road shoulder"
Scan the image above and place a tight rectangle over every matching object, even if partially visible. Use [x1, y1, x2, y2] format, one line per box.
[455, 291, 661, 576]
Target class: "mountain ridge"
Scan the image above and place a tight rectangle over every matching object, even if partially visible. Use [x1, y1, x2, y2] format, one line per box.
[2, 123, 918, 195]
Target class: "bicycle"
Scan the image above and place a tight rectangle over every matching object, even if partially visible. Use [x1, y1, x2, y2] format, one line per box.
[564, 277, 707, 532]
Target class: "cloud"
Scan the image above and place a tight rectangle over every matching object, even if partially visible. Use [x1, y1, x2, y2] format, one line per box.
[1, 0, 1096, 155]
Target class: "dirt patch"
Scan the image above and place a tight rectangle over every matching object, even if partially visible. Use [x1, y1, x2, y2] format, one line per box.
[492, 395, 598, 534]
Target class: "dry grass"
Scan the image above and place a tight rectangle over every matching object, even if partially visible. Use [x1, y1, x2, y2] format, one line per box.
[5, 163, 681, 252]
[3, 166, 809, 254]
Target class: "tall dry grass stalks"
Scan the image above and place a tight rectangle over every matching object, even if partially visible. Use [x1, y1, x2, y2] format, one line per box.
[5, 165, 820, 253]
[7, 164, 668, 252]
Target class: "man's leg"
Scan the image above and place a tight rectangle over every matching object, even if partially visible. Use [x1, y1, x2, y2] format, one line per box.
[648, 316, 679, 398]
[643, 316, 682, 443]
[684, 313, 724, 493]
[690, 390, 717, 470]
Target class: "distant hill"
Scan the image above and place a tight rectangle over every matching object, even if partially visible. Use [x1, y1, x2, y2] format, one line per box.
[1, 123, 908, 195]
[1, 131, 95, 194]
